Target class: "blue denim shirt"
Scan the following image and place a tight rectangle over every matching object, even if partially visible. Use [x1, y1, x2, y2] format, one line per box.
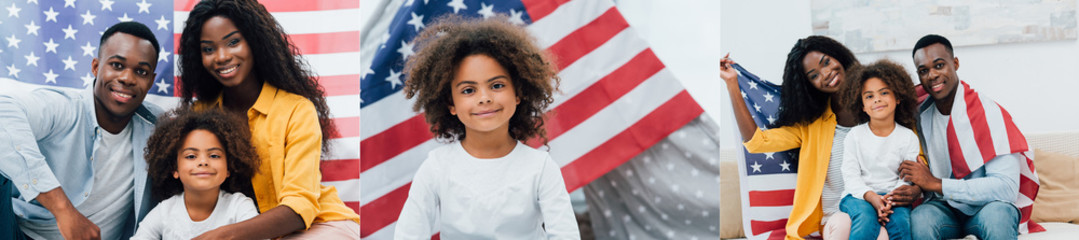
[0, 88, 161, 237]
[916, 101, 1021, 216]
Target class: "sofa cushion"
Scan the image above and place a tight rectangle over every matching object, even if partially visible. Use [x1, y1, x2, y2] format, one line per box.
[1031, 149, 1079, 224]
[720, 160, 745, 238]
[1018, 222, 1079, 240]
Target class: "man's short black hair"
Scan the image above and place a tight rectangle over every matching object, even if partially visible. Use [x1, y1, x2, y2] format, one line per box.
[912, 34, 954, 58]
[99, 21, 161, 56]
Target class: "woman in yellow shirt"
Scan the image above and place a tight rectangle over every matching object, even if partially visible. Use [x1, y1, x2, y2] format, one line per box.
[176, 0, 359, 238]
[720, 36, 919, 240]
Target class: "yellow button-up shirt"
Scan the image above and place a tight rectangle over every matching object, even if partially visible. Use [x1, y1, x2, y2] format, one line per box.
[743, 105, 837, 240]
[200, 82, 359, 229]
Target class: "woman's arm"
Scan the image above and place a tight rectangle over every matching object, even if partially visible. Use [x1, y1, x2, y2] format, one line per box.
[721, 56, 807, 154]
[720, 57, 759, 142]
[193, 206, 305, 240]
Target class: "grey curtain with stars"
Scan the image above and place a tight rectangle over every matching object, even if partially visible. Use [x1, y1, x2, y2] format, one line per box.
[584, 114, 721, 240]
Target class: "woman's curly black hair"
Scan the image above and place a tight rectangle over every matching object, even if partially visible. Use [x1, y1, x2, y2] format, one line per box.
[775, 35, 860, 127]
[144, 107, 259, 202]
[178, 0, 337, 152]
[840, 59, 919, 130]
[403, 15, 559, 144]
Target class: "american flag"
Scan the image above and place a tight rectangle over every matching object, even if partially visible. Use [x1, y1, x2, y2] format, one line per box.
[360, 0, 704, 238]
[1, 0, 174, 94]
[729, 63, 801, 240]
[1, 0, 361, 216]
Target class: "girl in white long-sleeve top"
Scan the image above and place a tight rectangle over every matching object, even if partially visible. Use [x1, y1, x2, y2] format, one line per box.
[837, 60, 924, 240]
[393, 15, 580, 240]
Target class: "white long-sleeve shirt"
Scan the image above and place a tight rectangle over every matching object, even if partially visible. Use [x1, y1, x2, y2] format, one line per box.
[394, 142, 580, 240]
[841, 123, 920, 199]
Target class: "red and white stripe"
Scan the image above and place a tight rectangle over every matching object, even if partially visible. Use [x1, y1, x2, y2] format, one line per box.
[944, 81, 1042, 233]
[172, 0, 362, 214]
[359, 0, 704, 238]
[735, 154, 797, 240]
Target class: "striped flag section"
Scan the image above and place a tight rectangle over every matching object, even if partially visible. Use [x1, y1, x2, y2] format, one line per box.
[171, 0, 361, 214]
[360, 0, 703, 238]
[729, 63, 801, 240]
[923, 81, 1042, 234]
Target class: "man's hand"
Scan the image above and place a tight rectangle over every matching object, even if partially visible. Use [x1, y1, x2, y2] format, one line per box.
[54, 209, 100, 240]
[885, 185, 922, 207]
[35, 188, 100, 240]
[900, 161, 942, 193]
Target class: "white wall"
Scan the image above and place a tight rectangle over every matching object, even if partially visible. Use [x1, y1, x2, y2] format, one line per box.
[718, 0, 1079, 149]
[614, 0, 723, 130]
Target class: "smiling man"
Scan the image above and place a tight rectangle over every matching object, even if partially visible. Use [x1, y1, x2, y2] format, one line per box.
[0, 22, 163, 240]
[899, 34, 1040, 240]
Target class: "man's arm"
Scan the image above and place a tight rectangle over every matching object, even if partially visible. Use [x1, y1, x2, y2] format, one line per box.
[0, 91, 66, 201]
[0, 90, 99, 240]
[939, 153, 1021, 204]
[35, 188, 100, 240]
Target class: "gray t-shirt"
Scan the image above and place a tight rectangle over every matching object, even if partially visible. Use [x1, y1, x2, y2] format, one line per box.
[21, 125, 135, 240]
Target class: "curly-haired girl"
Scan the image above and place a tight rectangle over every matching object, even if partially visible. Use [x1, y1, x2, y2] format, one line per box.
[836, 59, 921, 240]
[132, 108, 259, 239]
[177, 0, 358, 238]
[394, 16, 579, 239]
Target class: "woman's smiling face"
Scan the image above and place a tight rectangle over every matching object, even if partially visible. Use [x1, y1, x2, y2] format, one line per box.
[199, 16, 254, 88]
[802, 51, 846, 94]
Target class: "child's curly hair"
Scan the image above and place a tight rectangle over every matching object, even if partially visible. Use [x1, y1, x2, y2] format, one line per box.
[841, 59, 919, 130]
[403, 15, 559, 144]
[144, 107, 260, 202]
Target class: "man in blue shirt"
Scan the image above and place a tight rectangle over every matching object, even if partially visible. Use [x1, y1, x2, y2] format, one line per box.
[898, 34, 1034, 240]
[0, 22, 163, 240]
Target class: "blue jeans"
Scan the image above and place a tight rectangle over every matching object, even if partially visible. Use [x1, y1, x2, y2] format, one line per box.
[910, 199, 1019, 240]
[840, 194, 911, 240]
[0, 177, 27, 240]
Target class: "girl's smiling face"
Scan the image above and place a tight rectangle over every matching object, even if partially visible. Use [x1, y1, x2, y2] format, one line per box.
[174, 129, 230, 194]
[448, 54, 520, 136]
[861, 77, 897, 123]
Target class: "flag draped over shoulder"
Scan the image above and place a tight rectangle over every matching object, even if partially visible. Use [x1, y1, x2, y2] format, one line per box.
[1, 0, 361, 216]
[359, 0, 704, 238]
[920, 81, 1043, 234]
[730, 63, 802, 240]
